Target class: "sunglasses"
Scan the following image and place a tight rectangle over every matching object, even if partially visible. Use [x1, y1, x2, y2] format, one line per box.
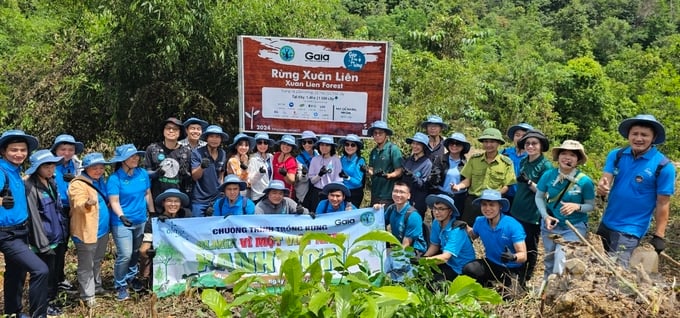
[257, 140, 269, 145]
[344, 143, 357, 148]
[302, 140, 315, 145]
[448, 141, 463, 146]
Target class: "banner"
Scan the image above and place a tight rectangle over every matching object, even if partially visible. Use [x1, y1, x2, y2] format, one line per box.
[238, 36, 391, 137]
[151, 208, 386, 297]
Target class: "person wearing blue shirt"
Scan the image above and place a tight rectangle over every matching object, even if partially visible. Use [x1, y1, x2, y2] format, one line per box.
[421, 194, 475, 283]
[0, 130, 49, 317]
[597, 115, 676, 267]
[191, 125, 228, 217]
[428, 132, 470, 216]
[463, 189, 527, 290]
[382, 182, 427, 253]
[315, 182, 356, 215]
[501, 123, 533, 206]
[213, 174, 256, 216]
[108, 144, 155, 301]
[338, 134, 366, 208]
[295, 130, 318, 204]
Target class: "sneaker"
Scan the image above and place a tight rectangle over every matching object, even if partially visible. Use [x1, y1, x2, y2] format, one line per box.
[116, 287, 130, 301]
[57, 279, 75, 291]
[47, 304, 63, 316]
[128, 278, 144, 292]
[84, 297, 97, 308]
[94, 286, 108, 295]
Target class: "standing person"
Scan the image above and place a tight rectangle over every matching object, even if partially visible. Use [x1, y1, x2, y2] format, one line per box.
[421, 115, 448, 160]
[502, 123, 534, 205]
[50, 133, 84, 292]
[213, 175, 256, 216]
[535, 140, 594, 284]
[254, 180, 308, 215]
[108, 144, 155, 301]
[307, 136, 342, 210]
[226, 133, 255, 187]
[508, 130, 552, 283]
[428, 132, 470, 216]
[179, 117, 209, 150]
[68, 153, 111, 308]
[295, 131, 318, 205]
[0, 130, 49, 317]
[462, 189, 527, 290]
[272, 135, 298, 200]
[190, 125, 228, 217]
[316, 182, 355, 214]
[421, 194, 475, 283]
[25, 150, 68, 316]
[402, 132, 432, 215]
[247, 133, 274, 202]
[144, 117, 193, 206]
[597, 115, 676, 267]
[338, 134, 366, 208]
[367, 120, 403, 205]
[452, 128, 515, 226]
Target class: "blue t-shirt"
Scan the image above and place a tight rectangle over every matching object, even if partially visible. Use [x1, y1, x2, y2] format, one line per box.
[0, 159, 28, 226]
[430, 219, 476, 274]
[601, 147, 676, 238]
[213, 195, 255, 216]
[502, 147, 526, 197]
[55, 160, 77, 207]
[385, 203, 427, 253]
[536, 168, 595, 225]
[315, 200, 356, 214]
[107, 167, 150, 225]
[191, 146, 226, 203]
[472, 214, 525, 268]
[340, 154, 365, 190]
[439, 157, 464, 194]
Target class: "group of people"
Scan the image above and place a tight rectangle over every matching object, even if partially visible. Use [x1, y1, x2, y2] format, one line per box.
[0, 113, 674, 316]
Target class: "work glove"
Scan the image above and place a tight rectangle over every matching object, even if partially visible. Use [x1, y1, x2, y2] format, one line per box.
[278, 167, 288, 176]
[309, 211, 316, 219]
[157, 215, 168, 223]
[339, 170, 348, 179]
[239, 162, 248, 170]
[374, 171, 386, 178]
[204, 206, 214, 217]
[409, 255, 421, 265]
[300, 165, 308, 176]
[295, 204, 305, 215]
[146, 248, 156, 259]
[62, 173, 75, 182]
[259, 166, 267, 174]
[359, 165, 368, 173]
[517, 172, 530, 184]
[501, 246, 517, 263]
[155, 167, 166, 178]
[318, 166, 328, 176]
[119, 215, 133, 227]
[650, 235, 666, 254]
[403, 169, 413, 177]
[200, 158, 211, 169]
[1, 195, 15, 209]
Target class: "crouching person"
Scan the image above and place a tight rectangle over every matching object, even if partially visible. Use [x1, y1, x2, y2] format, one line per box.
[139, 188, 189, 289]
[462, 189, 527, 292]
[254, 180, 309, 215]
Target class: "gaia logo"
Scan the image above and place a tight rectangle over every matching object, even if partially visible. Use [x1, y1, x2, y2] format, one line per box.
[360, 211, 375, 226]
[279, 46, 295, 62]
[343, 50, 366, 71]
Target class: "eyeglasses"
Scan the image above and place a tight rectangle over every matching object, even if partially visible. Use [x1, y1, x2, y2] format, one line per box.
[164, 126, 180, 132]
[344, 143, 357, 148]
[257, 140, 269, 145]
[302, 140, 315, 145]
[524, 141, 540, 147]
[432, 207, 451, 212]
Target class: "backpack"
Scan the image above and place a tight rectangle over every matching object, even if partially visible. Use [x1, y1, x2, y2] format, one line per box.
[385, 204, 430, 246]
[613, 146, 670, 182]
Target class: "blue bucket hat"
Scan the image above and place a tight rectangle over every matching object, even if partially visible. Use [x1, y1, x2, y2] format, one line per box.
[420, 115, 449, 130]
[338, 134, 364, 150]
[618, 114, 666, 144]
[263, 180, 290, 196]
[315, 135, 336, 148]
[367, 120, 393, 136]
[26, 149, 64, 175]
[0, 130, 39, 153]
[81, 152, 110, 169]
[472, 189, 510, 213]
[183, 117, 209, 130]
[50, 134, 84, 155]
[110, 144, 145, 163]
[425, 194, 460, 218]
[405, 132, 429, 146]
[254, 132, 274, 147]
[229, 133, 255, 152]
[322, 182, 351, 198]
[507, 123, 534, 140]
[443, 132, 471, 153]
[200, 125, 229, 142]
[277, 134, 298, 150]
[154, 188, 190, 207]
[218, 174, 247, 192]
[518, 130, 549, 151]
[298, 130, 318, 145]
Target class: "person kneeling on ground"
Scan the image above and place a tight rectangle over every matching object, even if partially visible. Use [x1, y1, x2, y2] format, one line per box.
[315, 181, 355, 214]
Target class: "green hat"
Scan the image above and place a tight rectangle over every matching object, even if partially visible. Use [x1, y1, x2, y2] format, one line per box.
[477, 128, 505, 144]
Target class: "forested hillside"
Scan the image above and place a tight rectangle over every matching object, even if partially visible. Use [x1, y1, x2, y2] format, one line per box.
[1, 0, 679, 164]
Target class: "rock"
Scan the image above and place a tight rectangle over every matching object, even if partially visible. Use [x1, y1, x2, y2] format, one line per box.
[565, 258, 586, 275]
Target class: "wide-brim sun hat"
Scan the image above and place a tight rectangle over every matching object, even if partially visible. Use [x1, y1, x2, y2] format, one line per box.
[426, 194, 460, 218]
[263, 180, 290, 196]
[507, 123, 534, 140]
[322, 182, 351, 198]
[26, 149, 64, 175]
[218, 174, 247, 192]
[183, 117, 209, 130]
[162, 117, 187, 140]
[338, 134, 364, 150]
[229, 133, 255, 152]
[155, 188, 190, 207]
[315, 135, 336, 148]
[551, 140, 588, 165]
[298, 130, 318, 145]
[254, 132, 274, 147]
[0, 130, 39, 153]
[200, 125, 229, 142]
[443, 132, 471, 153]
[420, 115, 449, 130]
[405, 132, 429, 147]
[477, 128, 505, 144]
[50, 134, 84, 155]
[472, 189, 510, 213]
[110, 144, 145, 163]
[277, 134, 298, 150]
[517, 130, 549, 151]
[367, 120, 394, 136]
[81, 152, 110, 169]
[617, 114, 666, 144]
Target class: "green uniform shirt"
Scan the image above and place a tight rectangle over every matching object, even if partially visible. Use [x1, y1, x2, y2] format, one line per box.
[509, 155, 553, 224]
[369, 141, 403, 200]
[460, 152, 515, 196]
